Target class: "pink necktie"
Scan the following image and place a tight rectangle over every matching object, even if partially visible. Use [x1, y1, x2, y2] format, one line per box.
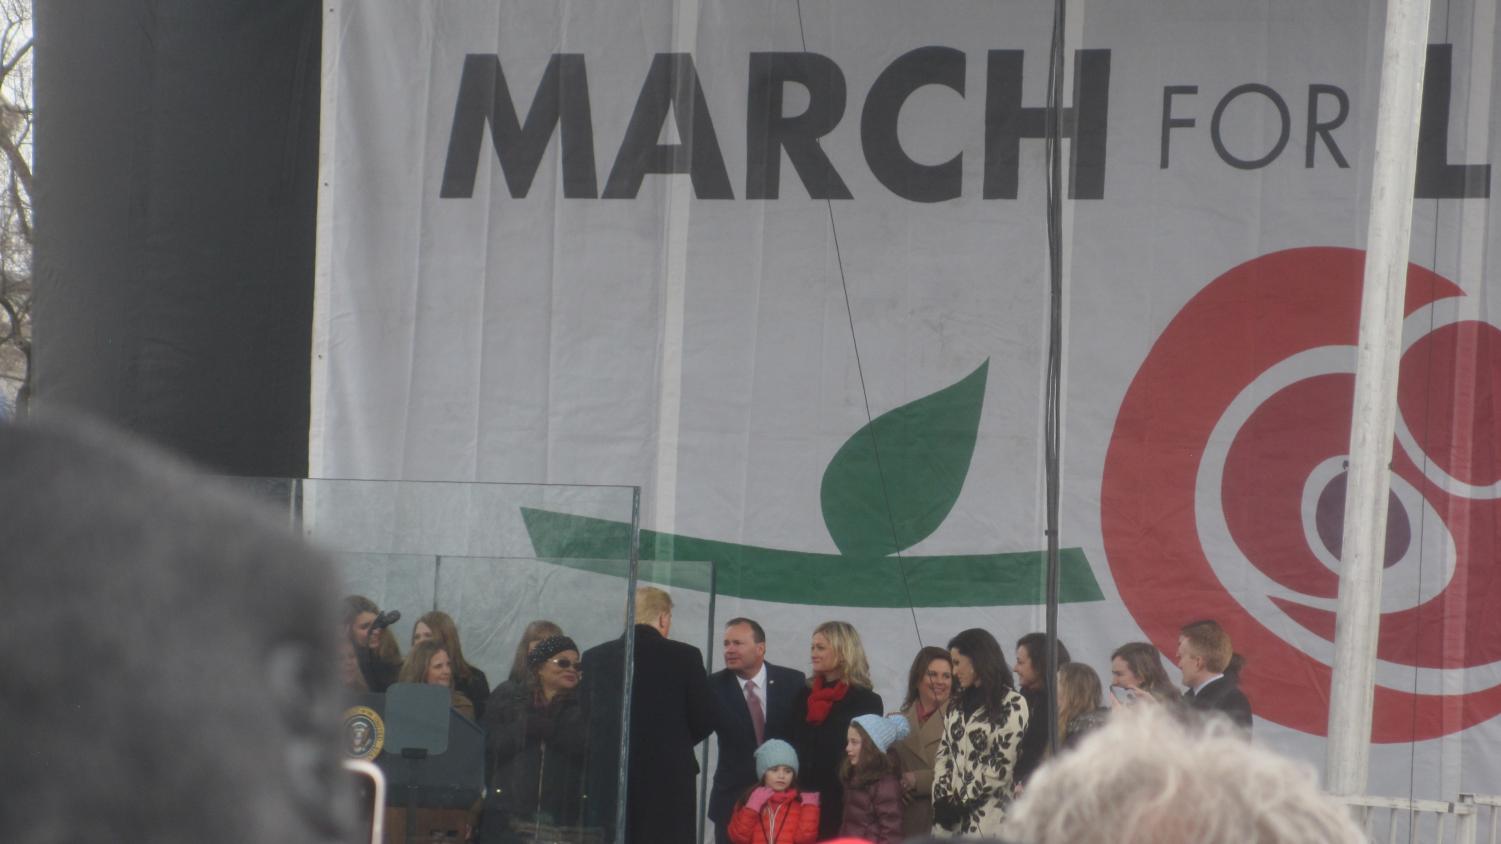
[746, 679, 766, 745]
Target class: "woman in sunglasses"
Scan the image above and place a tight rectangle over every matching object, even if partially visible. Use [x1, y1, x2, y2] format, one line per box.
[480, 635, 589, 843]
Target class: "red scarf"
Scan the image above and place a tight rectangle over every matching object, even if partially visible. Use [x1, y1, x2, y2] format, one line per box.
[804, 676, 849, 725]
[915, 700, 938, 725]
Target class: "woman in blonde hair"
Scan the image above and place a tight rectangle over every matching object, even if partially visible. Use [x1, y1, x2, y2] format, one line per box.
[793, 621, 883, 840]
[1056, 663, 1109, 749]
[412, 610, 491, 719]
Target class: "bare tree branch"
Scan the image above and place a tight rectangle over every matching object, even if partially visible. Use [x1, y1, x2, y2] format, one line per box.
[0, 37, 28, 78]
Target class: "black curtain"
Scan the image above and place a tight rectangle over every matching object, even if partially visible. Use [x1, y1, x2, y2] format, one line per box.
[33, 0, 320, 476]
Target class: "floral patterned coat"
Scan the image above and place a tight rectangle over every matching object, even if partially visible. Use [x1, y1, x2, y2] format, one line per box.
[929, 688, 1029, 837]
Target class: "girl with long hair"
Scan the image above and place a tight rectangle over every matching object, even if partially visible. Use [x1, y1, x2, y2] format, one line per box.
[507, 620, 564, 683]
[931, 628, 1028, 838]
[1056, 663, 1109, 749]
[1012, 631, 1071, 786]
[837, 715, 907, 844]
[399, 639, 476, 720]
[1108, 641, 1179, 705]
[413, 610, 491, 719]
[342, 595, 400, 692]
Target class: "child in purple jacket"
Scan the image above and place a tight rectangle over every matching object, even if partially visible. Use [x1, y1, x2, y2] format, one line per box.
[838, 713, 909, 844]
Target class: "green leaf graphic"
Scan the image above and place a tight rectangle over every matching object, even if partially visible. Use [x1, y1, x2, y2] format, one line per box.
[820, 361, 988, 557]
[521, 507, 1105, 608]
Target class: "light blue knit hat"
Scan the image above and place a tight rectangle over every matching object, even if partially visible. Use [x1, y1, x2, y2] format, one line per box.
[851, 714, 911, 754]
[754, 739, 799, 778]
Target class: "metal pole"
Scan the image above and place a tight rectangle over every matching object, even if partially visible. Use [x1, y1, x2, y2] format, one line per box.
[615, 488, 642, 844]
[1325, 0, 1433, 796]
[1042, 0, 1067, 757]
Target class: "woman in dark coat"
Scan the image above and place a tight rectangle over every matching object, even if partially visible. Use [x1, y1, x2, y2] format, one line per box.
[1012, 631, 1071, 787]
[479, 635, 588, 843]
[791, 620, 882, 841]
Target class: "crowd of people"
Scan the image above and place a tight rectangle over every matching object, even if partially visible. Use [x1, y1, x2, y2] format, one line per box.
[7, 418, 1363, 844]
[340, 585, 1267, 844]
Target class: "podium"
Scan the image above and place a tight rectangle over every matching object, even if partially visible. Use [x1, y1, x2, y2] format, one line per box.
[345, 686, 485, 843]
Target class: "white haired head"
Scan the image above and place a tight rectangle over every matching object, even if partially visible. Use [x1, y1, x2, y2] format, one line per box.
[1002, 706, 1362, 844]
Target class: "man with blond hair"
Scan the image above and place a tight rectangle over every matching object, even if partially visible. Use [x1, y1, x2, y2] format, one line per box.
[581, 586, 715, 843]
[1001, 707, 1363, 844]
[1177, 619, 1252, 730]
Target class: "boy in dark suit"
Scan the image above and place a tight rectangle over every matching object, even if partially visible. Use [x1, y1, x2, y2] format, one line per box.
[1177, 619, 1253, 731]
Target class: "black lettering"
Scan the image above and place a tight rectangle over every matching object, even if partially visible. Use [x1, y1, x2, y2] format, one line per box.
[1211, 83, 1290, 170]
[861, 46, 966, 203]
[1160, 85, 1197, 168]
[984, 49, 1112, 199]
[440, 54, 597, 199]
[746, 53, 851, 200]
[1305, 84, 1350, 168]
[1416, 44, 1490, 198]
[603, 54, 734, 200]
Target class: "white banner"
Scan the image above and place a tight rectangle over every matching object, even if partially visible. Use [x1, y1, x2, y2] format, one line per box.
[314, 0, 1501, 797]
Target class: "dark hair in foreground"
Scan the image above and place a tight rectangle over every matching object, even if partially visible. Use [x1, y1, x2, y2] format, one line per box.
[725, 616, 767, 643]
[947, 628, 1015, 719]
[0, 416, 351, 843]
[1016, 631, 1072, 688]
[903, 645, 953, 710]
[508, 619, 564, 682]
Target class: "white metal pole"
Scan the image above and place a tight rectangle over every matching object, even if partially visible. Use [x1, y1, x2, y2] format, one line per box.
[1325, 0, 1433, 796]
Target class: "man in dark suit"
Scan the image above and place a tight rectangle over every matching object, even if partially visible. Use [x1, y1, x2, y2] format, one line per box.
[707, 618, 807, 844]
[1177, 619, 1253, 731]
[580, 586, 716, 844]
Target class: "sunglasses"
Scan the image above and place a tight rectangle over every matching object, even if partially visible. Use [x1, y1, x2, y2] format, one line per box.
[548, 658, 582, 671]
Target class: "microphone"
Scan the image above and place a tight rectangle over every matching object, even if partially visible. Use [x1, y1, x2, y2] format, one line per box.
[371, 610, 401, 630]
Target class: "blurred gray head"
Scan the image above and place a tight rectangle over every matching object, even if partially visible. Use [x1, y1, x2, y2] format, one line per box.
[0, 416, 351, 843]
[1002, 706, 1363, 844]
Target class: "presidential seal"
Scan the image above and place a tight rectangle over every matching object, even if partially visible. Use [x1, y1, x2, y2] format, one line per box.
[342, 706, 385, 760]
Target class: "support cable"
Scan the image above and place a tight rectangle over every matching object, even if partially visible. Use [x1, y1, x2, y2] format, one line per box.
[795, 0, 924, 646]
[1042, 0, 1068, 757]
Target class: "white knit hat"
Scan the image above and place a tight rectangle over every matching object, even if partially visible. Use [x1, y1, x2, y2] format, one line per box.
[851, 713, 910, 753]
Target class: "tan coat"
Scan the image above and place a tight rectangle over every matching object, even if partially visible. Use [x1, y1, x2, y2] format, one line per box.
[892, 700, 948, 838]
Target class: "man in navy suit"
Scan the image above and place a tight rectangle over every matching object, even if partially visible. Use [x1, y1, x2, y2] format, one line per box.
[1177, 619, 1253, 732]
[707, 618, 807, 844]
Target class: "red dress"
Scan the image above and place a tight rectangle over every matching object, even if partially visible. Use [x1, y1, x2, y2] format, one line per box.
[727, 789, 821, 844]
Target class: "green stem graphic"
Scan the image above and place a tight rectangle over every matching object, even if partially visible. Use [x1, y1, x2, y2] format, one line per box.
[521, 508, 1103, 608]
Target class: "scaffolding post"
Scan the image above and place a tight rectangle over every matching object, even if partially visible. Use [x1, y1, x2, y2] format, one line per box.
[1325, 0, 1433, 797]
